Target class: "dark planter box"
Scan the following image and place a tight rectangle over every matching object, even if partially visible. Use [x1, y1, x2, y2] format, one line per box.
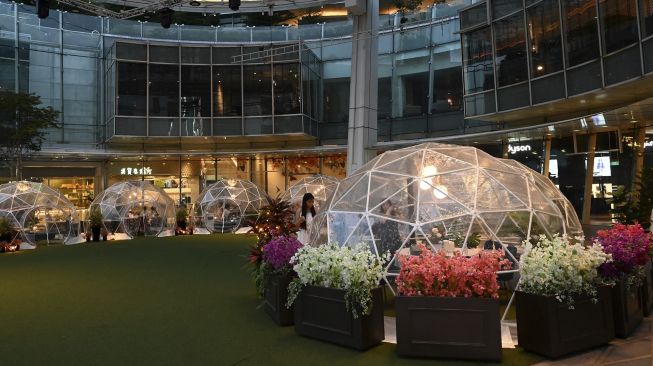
[515, 287, 614, 359]
[263, 272, 294, 326]
[641, 261, 653, 316]
[395, 296, 501, 361]
[294, 286, 384, 350]
[612, 276, 644, 338]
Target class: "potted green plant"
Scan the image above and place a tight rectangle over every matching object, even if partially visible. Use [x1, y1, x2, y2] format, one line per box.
[256, 235, 303, 326]
[594, 223, 653, 338]
[175, 207, 188, 235]
[394, 243, 509, 361]
[286, 244, 387, 350]
[516, 234, 614, 358]
[0, 217, 17, 253]
[247, 198, 297, 267]
[89, 208, 103, 242]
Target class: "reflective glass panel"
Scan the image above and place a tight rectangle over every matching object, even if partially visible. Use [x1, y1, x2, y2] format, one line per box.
[528, 0, 563, 77]
[243, 65, 272, 116]
[273, 63, 300, 115]
[495, 14, 528, 86]
[493, 0, 522, 19]
[213, 65, 242, 117]
[181, 65, 211, 118]
[149, 64, 179, 117]
[462, 27, 494, 93]
[641, 0, 653, 37]
[117, 62, 147, 116]
[599, 0, 639, 54]
[564, 0, 600, 66]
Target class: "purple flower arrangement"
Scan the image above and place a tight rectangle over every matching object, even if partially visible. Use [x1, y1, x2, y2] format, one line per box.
[593, 223, 653, 279]
[262, 235, 303, 272]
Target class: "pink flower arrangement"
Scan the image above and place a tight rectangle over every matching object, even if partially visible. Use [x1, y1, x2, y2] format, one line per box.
[594, 223, 653, 279]
[262, 235, 303, 271]
[396, 244, 511, 298]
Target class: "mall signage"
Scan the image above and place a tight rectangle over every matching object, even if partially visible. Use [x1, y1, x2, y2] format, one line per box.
[508, 144, 531, 154]
[120, 167, 153, 176]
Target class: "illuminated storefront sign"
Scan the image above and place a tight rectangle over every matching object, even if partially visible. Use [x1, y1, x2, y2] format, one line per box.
[508, 144, 532, 154]
[120, 167, 153, 176]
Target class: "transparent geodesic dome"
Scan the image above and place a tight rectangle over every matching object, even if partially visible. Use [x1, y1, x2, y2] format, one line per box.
[193, 179, 268, 233]
[88, 181, 175, 238]
[280, 174, 339, 212]
[309, 143, 583, 288]
[0, 181, 78, 248]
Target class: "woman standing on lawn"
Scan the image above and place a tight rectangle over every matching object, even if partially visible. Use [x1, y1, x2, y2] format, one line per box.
[296, 193, 316, 245]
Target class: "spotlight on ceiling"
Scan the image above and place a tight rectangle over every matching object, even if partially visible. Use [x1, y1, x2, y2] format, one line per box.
[36, 0, 50, 19]
[189, 0, 201, 6]
[160, 7, 175, 29]
[229, 0, 241, 11]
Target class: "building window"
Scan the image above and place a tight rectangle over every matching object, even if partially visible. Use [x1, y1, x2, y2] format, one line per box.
[599, 0, 639, 54]
[181, 65, 211, 118]
[149, 64, 179, 117]
[273, 63, 301, 115]
[432, 66, 463, 114]
[564, 0, 600, 66]
[463, 27, 494, 94]
[493, 0, 522, 20]
[243, 65, 272, 116]
[495, 13, 529, 87]
[528, 0, 563, 77]
[641, 0, 653, 37]
[213, 65, 242, 117]
[117, 62, 147, 116]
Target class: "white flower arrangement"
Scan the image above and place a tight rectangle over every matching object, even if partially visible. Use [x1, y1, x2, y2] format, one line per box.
[286, 243, 388, 318]
[519, 234, 612, 308]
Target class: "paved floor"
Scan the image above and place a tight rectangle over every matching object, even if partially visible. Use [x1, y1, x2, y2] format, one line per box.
[385, 316, 653, 365]
[533, 317, 653, 366]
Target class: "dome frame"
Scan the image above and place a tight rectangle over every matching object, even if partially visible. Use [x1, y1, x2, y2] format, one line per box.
[88, 180, 175, 239]
[309, 143, 584, 292]
[193, 179, 268, 233]
[0, 181, 79, 248]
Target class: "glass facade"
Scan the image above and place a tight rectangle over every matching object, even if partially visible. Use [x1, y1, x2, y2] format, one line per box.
[461, 0, 653, 116]
[527, 0, 563, 77]
[599, 0, 639, 54]
[564, 0, 600, 66]
[108, 42, 315, 137]
[494, 13, 528, 87]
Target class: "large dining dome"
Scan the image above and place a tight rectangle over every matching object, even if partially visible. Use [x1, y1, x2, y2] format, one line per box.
[309, 143, 584, 287]
[0, 181, 78, 248]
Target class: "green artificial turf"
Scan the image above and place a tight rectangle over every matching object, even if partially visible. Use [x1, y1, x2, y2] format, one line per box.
[0, 235, 543, 366]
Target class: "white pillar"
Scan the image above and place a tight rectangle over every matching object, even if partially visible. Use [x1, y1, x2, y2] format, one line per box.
[346, 0, 379, 175]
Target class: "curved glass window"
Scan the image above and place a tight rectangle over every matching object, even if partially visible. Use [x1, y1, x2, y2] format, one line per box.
[493, 0, 522, 19]
[273, 63, 300, 115]
[243, 65, 272, 116]
[463, 27, 494, 94]
[213, 66, 242, 117]
[117, 62, 146, 116]
[495, 14, 528, 87]
[599, 0, 639, 54]
[564, 0, 600, 66]
[528, 0, 563, 77]
[641, 0, 653, 37]
[149, 64, 179, 117]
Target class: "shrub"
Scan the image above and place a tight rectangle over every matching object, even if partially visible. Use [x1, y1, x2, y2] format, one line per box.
[396, 243, 510, 299]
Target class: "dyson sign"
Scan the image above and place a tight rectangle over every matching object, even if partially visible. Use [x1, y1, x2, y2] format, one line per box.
[508, 144, 532, 154]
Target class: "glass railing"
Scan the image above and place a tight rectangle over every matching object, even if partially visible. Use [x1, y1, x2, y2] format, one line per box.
[0, 0, 471, 45]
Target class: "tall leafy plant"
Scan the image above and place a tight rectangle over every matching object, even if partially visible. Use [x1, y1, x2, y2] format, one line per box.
[247, 197, 297, 267]
[611, 167, 653, 230]
[0, 91, 59, 179]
